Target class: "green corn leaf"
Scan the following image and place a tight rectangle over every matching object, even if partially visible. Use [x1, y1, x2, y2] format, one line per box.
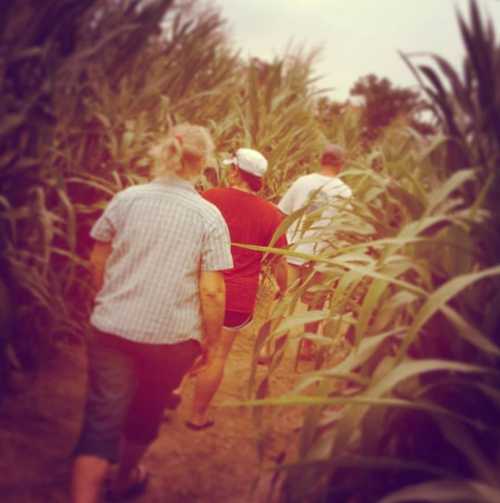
[401, 264, 500, 354]
[424, 169, 476, 217]
[440, 304, 500, 357]
[379, 479, 500, 503]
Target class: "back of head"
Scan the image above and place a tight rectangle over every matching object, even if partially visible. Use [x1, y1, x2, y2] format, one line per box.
[320, 143, 345, 173]
[238, 168, 262, 192]
[224, 148, 268, 192]
[151, 123, 214, 178]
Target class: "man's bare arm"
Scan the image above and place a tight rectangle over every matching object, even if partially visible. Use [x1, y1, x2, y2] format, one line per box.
[89, 241, 112, 293]
[270, 256, 288, 295]
[199, 270, 226, 348]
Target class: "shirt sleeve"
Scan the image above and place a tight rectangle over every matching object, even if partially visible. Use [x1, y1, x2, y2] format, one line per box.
[201, 213, 234, 272]
[277, 182, 297, 215]
[90, 193, 121, 243]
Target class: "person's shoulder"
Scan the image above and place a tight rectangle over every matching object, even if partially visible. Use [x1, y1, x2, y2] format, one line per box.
[202, 187, 231, 201]
[330, 177, 352, 197]
[291, 172, 325, 191]
[110, 183, 149, 204]
[295, 173, 317, 182]
[246, 193, 278, 214]
[283, 173, 313, 192]
[261, 197, 282, 213]
[202, 187, 224, 197]
[298, 172, 324, 185]
[248, 198, 285, 234]
[120, 182, 156, 196]
[197, 196, 227, 226]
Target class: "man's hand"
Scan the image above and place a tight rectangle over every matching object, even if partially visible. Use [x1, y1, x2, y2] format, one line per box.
[270, 256, 288, 296]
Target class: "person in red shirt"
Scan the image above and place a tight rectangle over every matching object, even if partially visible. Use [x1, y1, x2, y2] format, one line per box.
[186, 148, 288, 430]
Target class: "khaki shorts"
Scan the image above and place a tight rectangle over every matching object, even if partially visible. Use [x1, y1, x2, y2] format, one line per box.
[74, 330, 201, 462]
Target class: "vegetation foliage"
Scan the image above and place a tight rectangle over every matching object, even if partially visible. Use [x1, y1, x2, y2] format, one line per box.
[0, 1, 499, 502]
[350, 73, 434, 143]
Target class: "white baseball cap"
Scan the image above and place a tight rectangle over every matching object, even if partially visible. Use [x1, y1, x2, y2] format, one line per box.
[222, 148, 268, 177]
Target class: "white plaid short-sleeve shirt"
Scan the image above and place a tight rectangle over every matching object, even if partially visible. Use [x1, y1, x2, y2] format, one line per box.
[90, 175, 233, 344]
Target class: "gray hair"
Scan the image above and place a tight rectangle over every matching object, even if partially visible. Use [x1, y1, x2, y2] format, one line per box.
[150, 123, 214, 177]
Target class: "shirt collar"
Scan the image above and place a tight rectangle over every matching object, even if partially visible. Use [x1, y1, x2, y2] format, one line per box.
[152, 174, 197, 193]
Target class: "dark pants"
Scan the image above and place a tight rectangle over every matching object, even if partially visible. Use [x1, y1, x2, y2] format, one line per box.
[74, 330, 201, 462]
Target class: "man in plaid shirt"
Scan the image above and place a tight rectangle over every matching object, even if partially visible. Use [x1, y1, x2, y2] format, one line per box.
[71, 124, 233, 502]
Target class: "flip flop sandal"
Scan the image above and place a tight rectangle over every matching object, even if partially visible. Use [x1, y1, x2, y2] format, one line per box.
[106, 465, 149, 501]
[185, 420, 215, 431]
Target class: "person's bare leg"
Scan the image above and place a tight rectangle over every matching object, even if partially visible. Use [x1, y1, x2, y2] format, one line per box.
[71, 455, 109, 503]
[258, 263, 300, 363]
[189, 328, 237, 426]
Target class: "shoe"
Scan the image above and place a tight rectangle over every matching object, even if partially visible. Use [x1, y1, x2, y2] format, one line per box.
[105, 465, 149, 501]
[185, 419, 215, 431]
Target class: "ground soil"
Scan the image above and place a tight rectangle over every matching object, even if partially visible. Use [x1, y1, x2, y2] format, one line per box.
[0, 284, 315, 503]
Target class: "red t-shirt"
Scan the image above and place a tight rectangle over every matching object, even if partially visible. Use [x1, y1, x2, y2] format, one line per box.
[202, 188, 287, 313]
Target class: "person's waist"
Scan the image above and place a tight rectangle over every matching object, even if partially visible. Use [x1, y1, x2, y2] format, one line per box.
[224, 272, 260, 285]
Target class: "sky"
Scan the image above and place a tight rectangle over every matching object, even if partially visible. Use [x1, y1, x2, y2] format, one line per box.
[214, 0, 500, 101]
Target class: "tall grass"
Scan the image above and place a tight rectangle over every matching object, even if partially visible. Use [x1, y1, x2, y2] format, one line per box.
[243, 2, 500, 502]
[401, 0, 500, 267]
[2, 1, 499, 502]
[249, 151, 500, 502]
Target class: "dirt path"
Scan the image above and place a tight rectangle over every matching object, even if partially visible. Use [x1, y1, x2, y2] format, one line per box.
[0, 286, 309, 502]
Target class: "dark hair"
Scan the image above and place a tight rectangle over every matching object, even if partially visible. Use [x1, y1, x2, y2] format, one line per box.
[321, 153, 342, 166]
[238, 167, 262, 192]
[321, 143, 345, 168]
